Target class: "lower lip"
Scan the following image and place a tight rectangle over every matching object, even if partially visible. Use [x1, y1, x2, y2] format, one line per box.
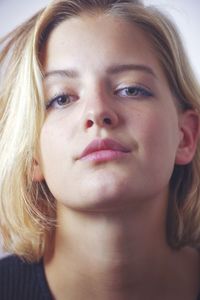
[80, 150, 130, 163]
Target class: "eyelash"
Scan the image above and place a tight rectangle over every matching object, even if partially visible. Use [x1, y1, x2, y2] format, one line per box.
[45, 93, 77, 110]
[45, 85, 153, 110]
[115, 85, 153, 98]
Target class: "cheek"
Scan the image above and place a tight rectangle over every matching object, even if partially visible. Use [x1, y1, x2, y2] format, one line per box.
[128, 108, 180, 166]
[38, 117, 76, 201]
[40, 113, 76, 148]
[149, 116, 178, 152]
[135, 111, 180, 192]
[38, 116, 73, 174]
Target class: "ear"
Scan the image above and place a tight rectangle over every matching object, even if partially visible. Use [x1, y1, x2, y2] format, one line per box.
[33, 159, 44, 182]
[175, 110, 200, 165]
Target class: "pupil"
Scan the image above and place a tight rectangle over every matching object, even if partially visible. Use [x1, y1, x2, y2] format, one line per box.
[104, 117, 111, 125]
[128, 87, 136, 95]
[58, 95, 66, 104]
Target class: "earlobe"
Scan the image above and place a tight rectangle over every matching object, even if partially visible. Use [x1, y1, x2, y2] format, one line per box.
[33, 159, 44, 182]
[175, 110, 200, 165]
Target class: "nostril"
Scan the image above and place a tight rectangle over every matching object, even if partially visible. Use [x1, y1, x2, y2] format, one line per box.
[86, 119, 94, 128]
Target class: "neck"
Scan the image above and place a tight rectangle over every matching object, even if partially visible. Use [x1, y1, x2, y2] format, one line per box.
[44, 197, 200, 300]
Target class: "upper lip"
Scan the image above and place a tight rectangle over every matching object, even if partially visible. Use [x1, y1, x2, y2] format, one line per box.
[79, 138, 131, 159]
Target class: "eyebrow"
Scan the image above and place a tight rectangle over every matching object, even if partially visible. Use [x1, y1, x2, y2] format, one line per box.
[43, 64, 157, 80]
[44, 69, 78, 80]
[107, 64, 157, 78]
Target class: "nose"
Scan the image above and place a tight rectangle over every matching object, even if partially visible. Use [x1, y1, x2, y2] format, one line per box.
[82, 90, 119, 130]
[85, 110, 119, 129]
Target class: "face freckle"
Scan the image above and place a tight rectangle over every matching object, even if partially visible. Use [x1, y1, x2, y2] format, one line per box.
[38, 14, 182, 212]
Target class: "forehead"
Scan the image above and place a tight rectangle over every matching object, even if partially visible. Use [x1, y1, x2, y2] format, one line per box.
[42, 13, 164, 80]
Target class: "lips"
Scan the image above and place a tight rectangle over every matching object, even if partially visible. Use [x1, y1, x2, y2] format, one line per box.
[78, 138, 131, 161]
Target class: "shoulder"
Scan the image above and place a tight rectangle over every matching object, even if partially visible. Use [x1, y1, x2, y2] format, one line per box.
[0, 254, 37, 276]
[0, 255, 51, 300]
[0, 254, 31, 266]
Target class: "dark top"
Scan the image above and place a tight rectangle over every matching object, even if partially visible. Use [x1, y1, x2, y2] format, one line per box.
[0, 255, 52, 300]
[0, 255, 200, 300]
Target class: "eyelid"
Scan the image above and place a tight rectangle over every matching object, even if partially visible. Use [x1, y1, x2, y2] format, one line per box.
[44, 84, 79, 107]
[115, 82, 152, 91]
[45, 93, 62, 109]
[114, 84, 154, 97]
[45, 92, 78, 110]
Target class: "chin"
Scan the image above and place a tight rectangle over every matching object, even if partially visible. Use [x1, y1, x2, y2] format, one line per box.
[63, 179, 132, 212]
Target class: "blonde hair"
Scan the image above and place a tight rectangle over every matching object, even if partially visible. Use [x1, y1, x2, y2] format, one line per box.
[1, 0, 200, 261]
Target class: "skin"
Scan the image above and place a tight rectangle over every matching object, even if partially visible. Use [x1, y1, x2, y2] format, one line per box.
[35, 13, 200, 300]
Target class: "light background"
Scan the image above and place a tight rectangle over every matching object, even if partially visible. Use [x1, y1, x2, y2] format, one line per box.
[0, 0, 200, 256]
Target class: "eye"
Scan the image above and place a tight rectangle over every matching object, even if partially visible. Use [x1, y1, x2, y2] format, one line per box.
[115, 86, 153, 98]
[45, 93, 78, 110]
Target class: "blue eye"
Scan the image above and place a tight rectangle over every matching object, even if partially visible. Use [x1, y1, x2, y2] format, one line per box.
[45, 93, 77, 110]
[115, 86, 153, 98]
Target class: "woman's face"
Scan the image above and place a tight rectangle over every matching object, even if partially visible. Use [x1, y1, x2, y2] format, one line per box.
[38, 14, 183, 212]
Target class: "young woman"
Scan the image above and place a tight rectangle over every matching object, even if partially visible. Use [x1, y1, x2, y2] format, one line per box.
[0, 0, 200, 299]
